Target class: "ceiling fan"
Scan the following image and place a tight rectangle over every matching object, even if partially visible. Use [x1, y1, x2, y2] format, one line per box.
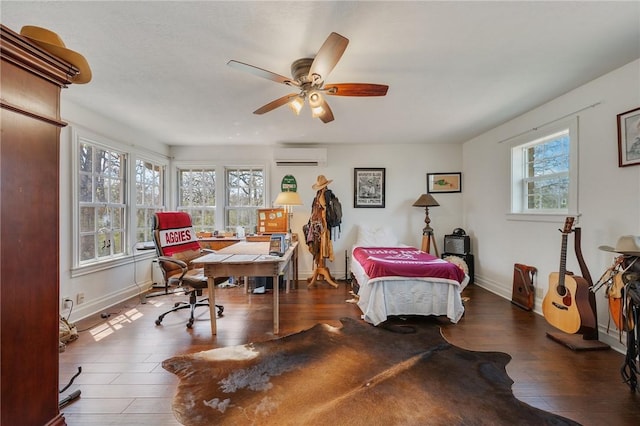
[227, 32, 388, 123]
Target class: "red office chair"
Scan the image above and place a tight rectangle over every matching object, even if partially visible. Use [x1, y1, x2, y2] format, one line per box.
[152, 212, 226, 328]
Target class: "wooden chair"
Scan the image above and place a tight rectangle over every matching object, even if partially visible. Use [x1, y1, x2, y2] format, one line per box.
[152, 212, 226, 329]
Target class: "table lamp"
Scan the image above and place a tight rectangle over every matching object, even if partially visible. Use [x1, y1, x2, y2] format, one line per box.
[412, 193, 440, 256]
[274, 191, 303, 233]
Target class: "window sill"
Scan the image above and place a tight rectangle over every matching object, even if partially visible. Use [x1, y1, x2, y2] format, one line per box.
[71, 250, 155, 278]
[505, 212, 581, 223]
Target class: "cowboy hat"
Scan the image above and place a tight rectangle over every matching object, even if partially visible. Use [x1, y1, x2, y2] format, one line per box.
[20, 25, 92, 84]
[599, 235, 640, 256]
[312, 175, 333, 191]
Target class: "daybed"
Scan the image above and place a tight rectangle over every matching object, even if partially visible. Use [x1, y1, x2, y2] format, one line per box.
[351, 226, 469, 326]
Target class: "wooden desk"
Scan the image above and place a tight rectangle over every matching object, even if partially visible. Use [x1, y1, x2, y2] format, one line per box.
[198, 237, 241, 251]
[193, 241, 298, 335]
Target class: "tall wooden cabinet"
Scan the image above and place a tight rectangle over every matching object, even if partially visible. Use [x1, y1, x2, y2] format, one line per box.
[1, 24, 78, 426]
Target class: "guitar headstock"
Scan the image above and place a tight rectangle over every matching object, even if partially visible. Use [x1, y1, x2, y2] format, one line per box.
[560, 216, 575, 234]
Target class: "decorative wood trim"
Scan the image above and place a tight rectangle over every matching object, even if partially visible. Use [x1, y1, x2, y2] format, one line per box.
[0, 24, 78, 87]
[0, 99, 68, 127]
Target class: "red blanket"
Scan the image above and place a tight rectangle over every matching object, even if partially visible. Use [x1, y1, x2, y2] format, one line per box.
[353, 247, 465, 283]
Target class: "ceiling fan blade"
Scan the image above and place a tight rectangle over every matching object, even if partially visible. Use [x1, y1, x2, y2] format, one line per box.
[308, 32, 349, 84]
[317, 98, 334, 123]
[325, 83, 389, 97]
[253, 94, 299, 115]
[227, 60, 297, 86]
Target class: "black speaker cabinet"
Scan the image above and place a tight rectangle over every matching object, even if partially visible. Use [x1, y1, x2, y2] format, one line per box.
[444, 234, 470, 255]
[442, 253, 474, 284]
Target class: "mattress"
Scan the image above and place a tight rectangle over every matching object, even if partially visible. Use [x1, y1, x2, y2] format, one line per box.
[352, 246, 468, 326]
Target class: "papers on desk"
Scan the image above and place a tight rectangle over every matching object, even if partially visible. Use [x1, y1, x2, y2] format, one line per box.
[257, 254, 282, 261]
[192, 252, 284, 264]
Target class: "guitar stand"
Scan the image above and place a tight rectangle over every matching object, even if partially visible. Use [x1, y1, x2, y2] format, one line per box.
[546, 227, 610, 352]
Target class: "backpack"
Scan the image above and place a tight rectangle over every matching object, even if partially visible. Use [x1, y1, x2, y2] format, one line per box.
[324, 189, 342, 238]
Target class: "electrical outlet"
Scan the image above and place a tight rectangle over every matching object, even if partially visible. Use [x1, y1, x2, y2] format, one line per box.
[76, 292, 85, 305]
[61, 297, 72, 310]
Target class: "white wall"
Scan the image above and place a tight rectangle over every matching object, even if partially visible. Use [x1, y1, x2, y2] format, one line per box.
[59, 100, 170, 320]
[462, 59, 640, 350]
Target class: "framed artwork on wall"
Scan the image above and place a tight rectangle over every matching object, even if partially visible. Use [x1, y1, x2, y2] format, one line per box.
[354, 168, 385, 208]
[617, 107, 640, 167]
[427, 172, 462, 193]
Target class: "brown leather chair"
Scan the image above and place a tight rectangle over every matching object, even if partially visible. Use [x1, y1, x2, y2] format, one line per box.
[152, 212, 227, 329]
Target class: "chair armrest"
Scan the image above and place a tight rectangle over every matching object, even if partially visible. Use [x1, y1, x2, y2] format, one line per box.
[157, 256, 188, 270]
[157, 256, 189, 281]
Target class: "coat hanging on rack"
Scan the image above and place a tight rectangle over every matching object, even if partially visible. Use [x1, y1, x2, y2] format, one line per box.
[305, 175, 338, 288]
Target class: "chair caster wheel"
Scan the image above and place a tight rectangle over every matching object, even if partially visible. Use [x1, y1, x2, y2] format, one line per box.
[186, 320, 194, 329]
[155, 319, 162, 326]
[174, 302, 181, 308]
[217, 306, 224, 316]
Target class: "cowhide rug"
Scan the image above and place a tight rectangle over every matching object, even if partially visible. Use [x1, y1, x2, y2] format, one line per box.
[162, 317, 580, 426]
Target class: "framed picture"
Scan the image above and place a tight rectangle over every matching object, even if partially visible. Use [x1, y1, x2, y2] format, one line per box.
[354, 168, 385, 208]
[427, 172, 462, 193]
[617, 107, 640, 167]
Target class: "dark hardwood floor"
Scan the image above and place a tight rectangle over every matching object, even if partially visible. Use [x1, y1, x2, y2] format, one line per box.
[59, 282, 639, 425]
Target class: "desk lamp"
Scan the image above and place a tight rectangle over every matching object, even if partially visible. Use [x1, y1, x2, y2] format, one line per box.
[412, 193, 440, 256]
[274, 191, 303, 233]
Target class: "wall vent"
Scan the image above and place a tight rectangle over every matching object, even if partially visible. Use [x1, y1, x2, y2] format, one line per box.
[273, 148, 327, 167]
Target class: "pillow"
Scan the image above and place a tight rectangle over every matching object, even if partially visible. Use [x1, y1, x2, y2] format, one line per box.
[355, 225, 399, 247]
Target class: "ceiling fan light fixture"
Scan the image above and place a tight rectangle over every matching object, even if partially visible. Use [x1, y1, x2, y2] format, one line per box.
[308, 90, 322, 107]
[311, 104, 325, 118]
[288, 96, 304, 115]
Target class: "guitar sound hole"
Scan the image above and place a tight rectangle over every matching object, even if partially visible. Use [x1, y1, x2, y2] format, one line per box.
[556, 286, 567, 297]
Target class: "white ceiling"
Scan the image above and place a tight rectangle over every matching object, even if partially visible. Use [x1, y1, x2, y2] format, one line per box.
[3, 1, 639, 147]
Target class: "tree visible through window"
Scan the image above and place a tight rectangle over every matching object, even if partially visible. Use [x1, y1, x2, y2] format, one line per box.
[226, 167, 264, 233]
[523, 130, 569, 210]
[136, 160, 164, 242]
[177, 168, 217, 232]
[511, 118, 578, 216]
[78, 142, 126, 263]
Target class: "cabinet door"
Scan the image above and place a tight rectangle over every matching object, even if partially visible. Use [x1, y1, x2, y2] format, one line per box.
[1, 97, 61, 426]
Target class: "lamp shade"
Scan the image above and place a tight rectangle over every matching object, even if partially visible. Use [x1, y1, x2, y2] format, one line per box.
[412, 193, 439, 207]
[274, 191, 303, 206]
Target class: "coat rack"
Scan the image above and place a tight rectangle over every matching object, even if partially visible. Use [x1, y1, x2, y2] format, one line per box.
[306, 176, 338, 288]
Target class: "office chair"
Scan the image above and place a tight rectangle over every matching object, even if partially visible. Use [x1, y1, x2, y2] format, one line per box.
[152, 212, 227, 329]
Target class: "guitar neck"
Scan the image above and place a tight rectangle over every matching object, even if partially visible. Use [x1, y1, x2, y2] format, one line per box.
[558, 234, 568, 287]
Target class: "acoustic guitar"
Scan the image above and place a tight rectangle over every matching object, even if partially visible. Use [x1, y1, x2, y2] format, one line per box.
[542, 217, 588, 334]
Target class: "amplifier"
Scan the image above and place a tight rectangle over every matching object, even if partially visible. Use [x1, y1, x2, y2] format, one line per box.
[443, 234, 470, 255]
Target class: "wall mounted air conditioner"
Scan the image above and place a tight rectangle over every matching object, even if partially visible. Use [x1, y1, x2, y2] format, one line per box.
[274, 147, 327, 167]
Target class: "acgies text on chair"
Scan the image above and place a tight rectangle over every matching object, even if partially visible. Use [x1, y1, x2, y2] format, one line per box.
[152, 212, 227, 328]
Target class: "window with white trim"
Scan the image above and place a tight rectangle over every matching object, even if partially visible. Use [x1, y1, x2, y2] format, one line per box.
[510, 118, 578, 216]
[226, 167, 264, 232]
[177, 168, 217, 232]
[77, 140, 127, 264]
[135, 159, 165, 242]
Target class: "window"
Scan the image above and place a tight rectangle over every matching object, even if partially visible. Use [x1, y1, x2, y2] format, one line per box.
[177, 168, 217, 232]
[510, 118, 578, 219]
[135, 159, 165, 242]
[73, 128, 169, 271]
[226, 167, 265, 232]
[77, 140, 127, 264]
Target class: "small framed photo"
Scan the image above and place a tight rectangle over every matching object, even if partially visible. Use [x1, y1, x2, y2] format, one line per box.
[617, 107, 640, 167]
[427, 172, 462, 193]
[354, 168, 385, 208]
